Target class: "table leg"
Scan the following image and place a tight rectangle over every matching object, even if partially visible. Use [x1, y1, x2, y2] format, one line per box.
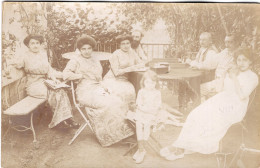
[188, 77, 201, 106]
[178, 80, 188, 111]
[178, 78, 201, 112]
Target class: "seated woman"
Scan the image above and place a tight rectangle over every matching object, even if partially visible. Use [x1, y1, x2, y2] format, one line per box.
[63, 35, 135, 147]
[11, 34, 79, 129]
[103, 34, 145, 105]
[160, 48, 259, 160]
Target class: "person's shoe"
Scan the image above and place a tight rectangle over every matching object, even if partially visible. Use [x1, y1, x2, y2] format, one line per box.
[66, 118, 80, 129]
[135, 150, 146, 164]
[160, 147, 171, 157]
[165, 153, 184, 161]
[132, 150, 140, 160]
[56, 121, 71, 129]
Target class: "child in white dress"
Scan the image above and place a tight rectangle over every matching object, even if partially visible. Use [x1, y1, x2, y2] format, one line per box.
[132, 70, 182, 164]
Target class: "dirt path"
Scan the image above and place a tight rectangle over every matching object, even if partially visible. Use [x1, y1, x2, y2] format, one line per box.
[2, 90, 260, 168]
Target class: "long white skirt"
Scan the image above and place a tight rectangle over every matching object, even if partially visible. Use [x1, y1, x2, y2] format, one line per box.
[173, 91, 248, 154]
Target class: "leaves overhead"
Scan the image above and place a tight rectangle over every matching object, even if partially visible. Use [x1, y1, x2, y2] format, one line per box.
[3, 2, 260, 72]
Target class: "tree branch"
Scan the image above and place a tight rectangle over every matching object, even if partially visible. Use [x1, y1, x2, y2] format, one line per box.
[217, 4, 229, 35]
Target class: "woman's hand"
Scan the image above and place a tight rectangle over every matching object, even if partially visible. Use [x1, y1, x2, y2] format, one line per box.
[124, 66, 135, 73]
[127, 63, 145, 72]
[228, 65, 239, 80]
[53, 78, 61, 84]
[50, 74, 61, 84]
[103, 87, 112, 94]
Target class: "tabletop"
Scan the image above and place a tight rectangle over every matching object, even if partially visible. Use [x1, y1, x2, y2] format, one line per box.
[157, 63, 211, 80]
[130, 63, 214, 80]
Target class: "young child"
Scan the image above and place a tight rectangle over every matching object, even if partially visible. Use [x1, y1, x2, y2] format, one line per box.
[132, 70, 182, 164]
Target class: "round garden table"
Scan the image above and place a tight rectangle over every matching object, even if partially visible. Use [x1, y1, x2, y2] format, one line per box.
[128, 63, 214, 111]
[157, 63, 214, 110]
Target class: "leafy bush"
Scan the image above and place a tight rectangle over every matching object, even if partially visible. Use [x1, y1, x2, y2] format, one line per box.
[4, 2, 260, 73]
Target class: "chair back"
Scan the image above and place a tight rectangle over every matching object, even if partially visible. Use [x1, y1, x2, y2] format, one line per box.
[248, 88, 257, 110]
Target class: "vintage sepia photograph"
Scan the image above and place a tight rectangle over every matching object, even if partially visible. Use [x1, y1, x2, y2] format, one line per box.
[1, 2, 260, 168]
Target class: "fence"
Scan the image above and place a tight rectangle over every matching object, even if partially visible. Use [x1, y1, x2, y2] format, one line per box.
[142, 43, 175, 60]
[96, 43, 179, 60]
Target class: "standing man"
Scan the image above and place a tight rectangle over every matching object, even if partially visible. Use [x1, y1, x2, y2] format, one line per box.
[131, 29, 148, 62]
[201, 34, 239, 100]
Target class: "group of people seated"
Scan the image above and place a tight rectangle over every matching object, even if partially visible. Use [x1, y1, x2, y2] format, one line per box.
[9, 30, 259, 164]
[160, 33, 259, 161]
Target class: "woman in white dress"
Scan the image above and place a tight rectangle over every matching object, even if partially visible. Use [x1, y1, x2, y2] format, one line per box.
[160, 48, 259, 160]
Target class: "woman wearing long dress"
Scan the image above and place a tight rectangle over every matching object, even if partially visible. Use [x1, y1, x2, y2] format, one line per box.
[103, 34, 144, 105]
[12, 34, 79, 129]
[63, 35, 134, 147]
[160, 48, 259, 160]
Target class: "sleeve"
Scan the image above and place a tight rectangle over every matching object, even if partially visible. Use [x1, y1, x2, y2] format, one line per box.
[63, 59, 80, 80]
[134, 51, 142, 64]
[194, 49, 201, 62]
[109, 52, 127, 76]
[13, 55, 25, 69]
[240, 73, 259, 98]
[47, 65, 63, 79]
[136, 89, 144, 107]
[47, 65, 55, 79]
[197, 50, 218, 70]
[215, 53, 233, 78]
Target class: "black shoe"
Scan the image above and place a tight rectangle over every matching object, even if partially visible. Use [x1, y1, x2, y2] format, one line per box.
[56, 121, 71, 129]
[66, 118, 80, 129]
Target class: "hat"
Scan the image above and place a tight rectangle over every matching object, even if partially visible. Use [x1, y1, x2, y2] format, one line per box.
[234, 48, 255, 62]
[115, 34, 133, 44]
[23, 34, 44, 47]
[76, 35, 97, 50]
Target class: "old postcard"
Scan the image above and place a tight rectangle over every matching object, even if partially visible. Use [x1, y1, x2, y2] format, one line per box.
[2, 2, 260, 168]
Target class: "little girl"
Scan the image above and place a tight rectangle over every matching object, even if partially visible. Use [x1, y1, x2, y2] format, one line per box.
[132, 70, 182, 164]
